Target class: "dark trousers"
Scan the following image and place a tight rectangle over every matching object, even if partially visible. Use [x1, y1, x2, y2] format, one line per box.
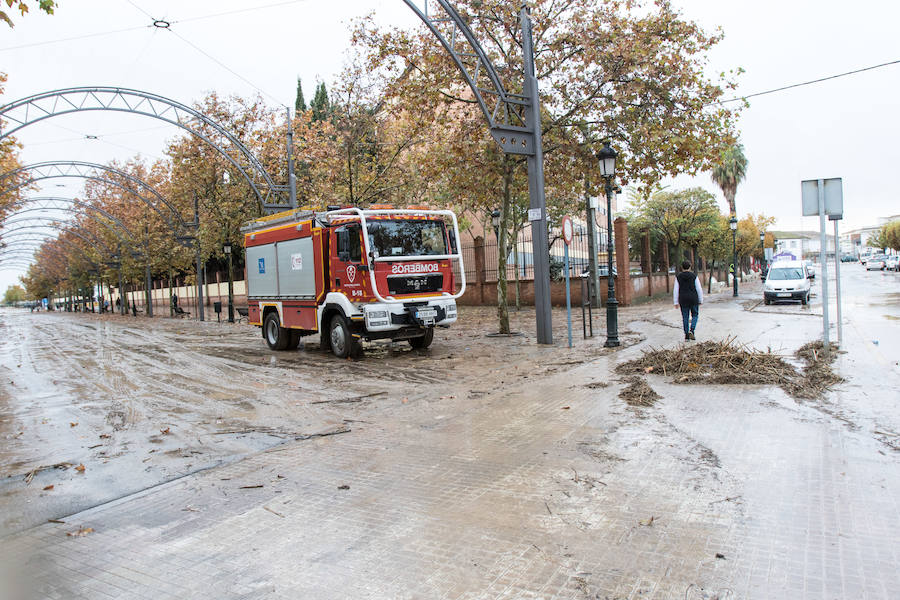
[680, 303, 699, 334]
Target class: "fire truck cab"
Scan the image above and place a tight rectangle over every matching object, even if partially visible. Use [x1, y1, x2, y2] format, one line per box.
[241, 207, 465, 358]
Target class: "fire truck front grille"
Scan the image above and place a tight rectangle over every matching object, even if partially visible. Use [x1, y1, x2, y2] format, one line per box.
[387, 274, 443, 295]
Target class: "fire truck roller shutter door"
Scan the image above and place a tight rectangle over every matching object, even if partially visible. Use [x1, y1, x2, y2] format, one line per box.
[247, 244, 278, 296]
[276, 237, 316, 297]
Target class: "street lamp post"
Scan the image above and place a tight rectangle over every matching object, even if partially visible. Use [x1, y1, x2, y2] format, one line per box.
[491, 209, 501, 241]
[597, 141, 619, 348]
[730, 216, 738, 297]
[224, 241, 234, 324]
[759, 231, 766, 274]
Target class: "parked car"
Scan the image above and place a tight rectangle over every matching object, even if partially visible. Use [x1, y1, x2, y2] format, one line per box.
[885, 256, 900, 271]
[841, 254, 857, 262]
[866, 255, 886, 271]
[763, 260, 811, 305]
[580, 265, 617, 278]
[804, 260, 817, 279]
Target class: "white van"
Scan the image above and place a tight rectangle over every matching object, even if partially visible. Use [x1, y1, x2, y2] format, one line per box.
[763, 260, 811, 305]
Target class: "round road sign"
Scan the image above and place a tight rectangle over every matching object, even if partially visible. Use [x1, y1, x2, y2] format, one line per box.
[562, 215, 574, 246]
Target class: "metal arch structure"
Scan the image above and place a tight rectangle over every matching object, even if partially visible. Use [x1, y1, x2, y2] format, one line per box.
[1, 213, 136, 255]
[0, 86, 292, 212]
[403, 1, 533, 154]
[1, 197, 140, 243]
[0, 161, 189, 236]
[1, 216, 115, 257]
[2, 203, 141, 250]
[404, 1, 553, 343]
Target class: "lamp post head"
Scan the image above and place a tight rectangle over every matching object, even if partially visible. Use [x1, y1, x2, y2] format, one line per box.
[729, 216, 738, 231]
[223, 242, 232, 255]
[491, 209, 501, 228]
[596, 141, 617, 178]
[759, 232, 765, 243]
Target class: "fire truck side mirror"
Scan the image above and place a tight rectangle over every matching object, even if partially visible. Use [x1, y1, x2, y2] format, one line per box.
[448, 228, 458, 254]
[336, 229, 350, 262]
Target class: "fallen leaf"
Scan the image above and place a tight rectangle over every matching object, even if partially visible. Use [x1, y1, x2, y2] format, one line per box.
[43, 484, 54, 491]
[70, 422, 78, 427]
[715, 552, 726, 560]
[401, 398, 408, 404]
[75, 464, 85, 473]
[66, 526, 94, 537]
[639, 516, 656, 526]
[160, 427, 171, 435]
[99, 433, 111, 439]
[561, 406, 570, 410]
[337, 484, 350, 490]
[644, 366, 654, 373]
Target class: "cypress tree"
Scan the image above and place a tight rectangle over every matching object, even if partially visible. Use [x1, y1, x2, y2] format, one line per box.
[311, 82, 329, 122]
[294, 77, 306, 113]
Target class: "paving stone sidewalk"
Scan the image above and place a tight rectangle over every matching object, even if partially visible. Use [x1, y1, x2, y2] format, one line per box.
[2, 287, 899, 600]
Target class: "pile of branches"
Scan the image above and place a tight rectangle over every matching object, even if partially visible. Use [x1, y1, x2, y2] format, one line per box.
[615, 337, 842, 400]
[619, 376, 662, 407]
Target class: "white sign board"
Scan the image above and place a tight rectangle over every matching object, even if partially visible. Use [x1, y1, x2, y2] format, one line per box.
[290, 253, 303, 270]
[528, 208, 543, 222]
[801, 178, 843, 217]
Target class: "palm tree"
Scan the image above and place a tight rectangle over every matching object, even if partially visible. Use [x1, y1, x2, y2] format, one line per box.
[710, 144, 748, 216]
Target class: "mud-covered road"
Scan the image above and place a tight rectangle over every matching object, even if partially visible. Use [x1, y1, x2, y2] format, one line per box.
[2, 268, 899, 599]
[0, 303, 632, 536]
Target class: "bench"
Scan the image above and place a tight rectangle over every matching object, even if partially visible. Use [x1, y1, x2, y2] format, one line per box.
[236, 307, 249, 323]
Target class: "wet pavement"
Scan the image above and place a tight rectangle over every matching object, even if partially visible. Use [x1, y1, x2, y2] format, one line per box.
[0, 263, 898, 599]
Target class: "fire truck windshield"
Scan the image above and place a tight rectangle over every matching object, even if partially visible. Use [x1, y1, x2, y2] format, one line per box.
[367, 220, 447, 257]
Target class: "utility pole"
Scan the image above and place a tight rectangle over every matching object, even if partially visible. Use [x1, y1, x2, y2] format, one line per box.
[520, 5, 552, 344]
[194, 195, 204, 322]
[286, 107, 297, 210]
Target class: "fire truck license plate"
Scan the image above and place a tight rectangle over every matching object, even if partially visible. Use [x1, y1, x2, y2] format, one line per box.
[415, 308, 437, 320]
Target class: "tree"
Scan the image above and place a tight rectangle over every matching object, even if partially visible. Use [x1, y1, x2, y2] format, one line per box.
[3, 284, 25, 304]
[295, 78, 306, 113]
[875, 220, 900, 251]
[1, 0, 55, 28]
[710, 143, 748, 216]
[629, 187, 719, 265]
[311, 82, 330, 122]
[0, 73, 30, 218]
[353, 0, 741, 332]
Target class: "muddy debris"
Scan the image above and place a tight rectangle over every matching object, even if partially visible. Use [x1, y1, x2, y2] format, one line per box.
[618, 376, 661, 407]
[615, 338, 843, 399]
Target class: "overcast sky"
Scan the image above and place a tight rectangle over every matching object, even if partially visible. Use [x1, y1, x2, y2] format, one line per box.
[2, 0, 899, 289]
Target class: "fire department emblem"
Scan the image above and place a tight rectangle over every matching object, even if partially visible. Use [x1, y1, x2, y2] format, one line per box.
[346, 264, 357, 283]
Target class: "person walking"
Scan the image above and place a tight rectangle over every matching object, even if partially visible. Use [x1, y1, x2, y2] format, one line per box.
[674, 260, 704, 341]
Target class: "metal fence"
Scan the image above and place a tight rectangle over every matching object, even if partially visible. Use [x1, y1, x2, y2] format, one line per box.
[461, 225, 610, 282]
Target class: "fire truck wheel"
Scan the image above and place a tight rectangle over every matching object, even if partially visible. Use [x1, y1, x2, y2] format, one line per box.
[286, 329, 301, 350]
[408, 327, 434, 350]
[264, 312, 290, 350]
[329, 314, 361, 359]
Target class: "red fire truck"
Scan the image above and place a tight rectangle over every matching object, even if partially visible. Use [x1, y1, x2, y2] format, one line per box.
[241, 206, 466, 358]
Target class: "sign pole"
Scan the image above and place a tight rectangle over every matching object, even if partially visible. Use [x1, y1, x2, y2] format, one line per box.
[562, 215, 574, 348]
[817, 179, 830, 350]
[832, 218, 843, 347]
[564, 244, 572, 348]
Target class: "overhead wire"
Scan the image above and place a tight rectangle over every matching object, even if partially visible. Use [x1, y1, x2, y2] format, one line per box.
[717, 59, 900, 104]
[0, 0, 308, 53]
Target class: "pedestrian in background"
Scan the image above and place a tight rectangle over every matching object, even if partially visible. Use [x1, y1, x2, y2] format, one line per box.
[674, 260, 703, 341]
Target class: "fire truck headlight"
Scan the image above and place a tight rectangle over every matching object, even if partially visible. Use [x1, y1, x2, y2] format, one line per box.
[366, 309, 390, 327]
[445, 304, 457, 318]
